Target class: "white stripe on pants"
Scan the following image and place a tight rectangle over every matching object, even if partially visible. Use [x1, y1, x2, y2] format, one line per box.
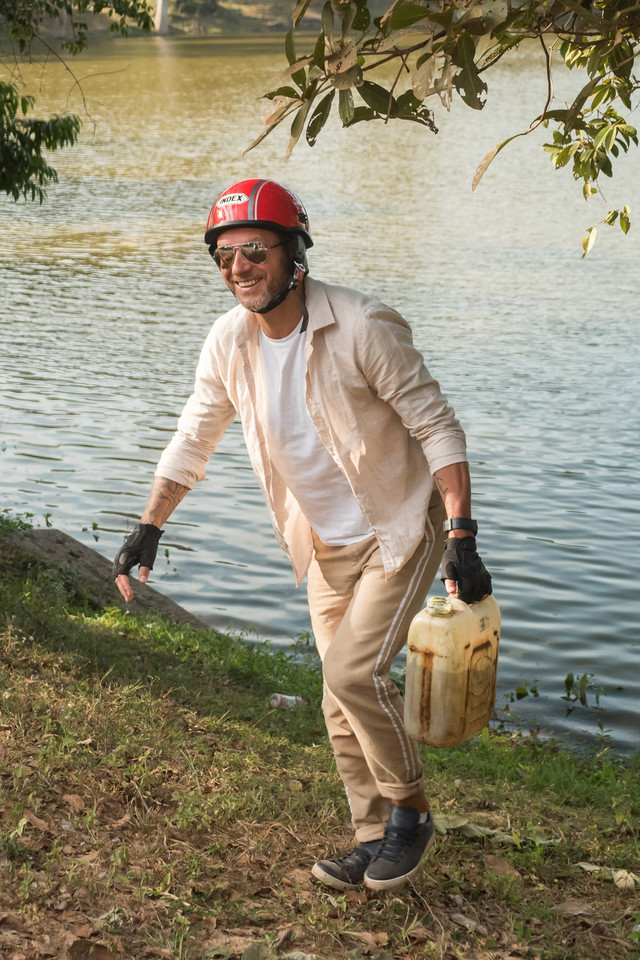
[307, 490, 446, 842]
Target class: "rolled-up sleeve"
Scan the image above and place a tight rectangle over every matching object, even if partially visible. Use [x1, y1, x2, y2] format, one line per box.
[356, 308, 467, 474]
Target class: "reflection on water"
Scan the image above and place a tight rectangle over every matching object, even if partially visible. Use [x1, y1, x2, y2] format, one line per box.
[1, 36, 639, 748]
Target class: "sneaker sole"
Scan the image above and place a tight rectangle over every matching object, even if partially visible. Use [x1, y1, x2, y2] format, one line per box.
[311, 861, 362, 891]
[363, 834, 436, 891]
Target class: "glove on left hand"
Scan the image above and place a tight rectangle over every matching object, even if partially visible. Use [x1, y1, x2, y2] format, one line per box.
[441, 536, 492, 604]
[112, 523, 164, 580]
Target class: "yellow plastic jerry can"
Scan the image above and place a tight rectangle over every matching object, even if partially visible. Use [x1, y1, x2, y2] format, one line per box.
[404, 595, 501, 748]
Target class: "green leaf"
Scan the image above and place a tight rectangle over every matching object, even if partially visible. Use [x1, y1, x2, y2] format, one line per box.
[590, 84, 612, 110]
[603, 125, 618, 151]
[291, 67, 307, 92]
[553, 142, 579, 169]
[352, 0, 370, 32]
[358, 80, 395, 115]
[321, 1, 334, 44]
[454, 65, 488, 109]
[263, 86, 299, 101]
[312, 32, 325, 70]
[387, 1, 429, 31]
[581, 228, 595, 257]
[393, 90, 436, 129]
[287, 98, 313, 159]
[578, 673, 588, 706]
[451, 32, 487, 109]
[564, 76, 600, 134]
[330, 63, 363, 90]
[338, 87, 355, 125]
[593, 123, 616, 151]
[560, 0, 602, 29]
[346, 105, 376, 127]
[620, 206, 631, 234]
[425, 8, 455, 31]
[617, 123, 638, 141]
[306, 91, 335, 146]
[285, 30, 296, 66]
[450, 31, 476, 70]
[292, 0, 313, 29]
[610, 40, 634, 82]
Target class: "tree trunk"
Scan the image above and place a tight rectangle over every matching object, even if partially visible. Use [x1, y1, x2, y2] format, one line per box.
[154, 0, 169, 35]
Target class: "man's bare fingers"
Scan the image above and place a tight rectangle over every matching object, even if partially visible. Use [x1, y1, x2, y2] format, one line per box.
[138, 565, 151, 584]
[115, 574, 133, 602]
[444, 578, 457, 596]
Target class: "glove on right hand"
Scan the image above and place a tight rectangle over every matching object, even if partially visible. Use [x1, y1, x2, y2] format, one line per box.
[112, 523, 164, 580]
[441, 536, 492, 604]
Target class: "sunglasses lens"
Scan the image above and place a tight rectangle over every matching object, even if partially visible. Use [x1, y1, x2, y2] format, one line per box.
[213, 242, 269, 269]
[241, 242, 268, 264]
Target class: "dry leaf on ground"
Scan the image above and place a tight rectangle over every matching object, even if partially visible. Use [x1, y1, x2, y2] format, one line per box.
[67, 941, 117, 960]
[553, 899, 595, 916]
[24, 809, 49, 831]
[484, 854, 522, 878]
[576, 862, 640, 888]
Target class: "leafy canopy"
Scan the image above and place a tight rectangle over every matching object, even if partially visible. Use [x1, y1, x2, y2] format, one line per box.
[1, 0, 153, 202]
[251, 1, 639, 253]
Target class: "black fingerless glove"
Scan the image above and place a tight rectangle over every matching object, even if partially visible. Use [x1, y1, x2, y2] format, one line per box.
[441, 536, 492, 604]
[112, 523, 164, 580]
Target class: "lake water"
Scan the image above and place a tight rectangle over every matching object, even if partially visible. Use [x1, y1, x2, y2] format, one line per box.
[1, 34, 638, 749]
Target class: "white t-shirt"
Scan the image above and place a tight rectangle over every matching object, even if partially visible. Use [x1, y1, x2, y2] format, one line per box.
[259, 319, 373, 545]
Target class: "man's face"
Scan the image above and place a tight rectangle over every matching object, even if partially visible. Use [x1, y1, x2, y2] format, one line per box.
[215, 226, 291, 313]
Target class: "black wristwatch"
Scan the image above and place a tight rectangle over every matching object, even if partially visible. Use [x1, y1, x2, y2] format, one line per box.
[442, 518, 478, 535]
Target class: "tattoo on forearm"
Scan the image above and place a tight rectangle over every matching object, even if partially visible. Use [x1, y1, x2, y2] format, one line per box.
[142, 477, 189, 525]
[156, 479, 186, 511]
[435, 476, 449, 499]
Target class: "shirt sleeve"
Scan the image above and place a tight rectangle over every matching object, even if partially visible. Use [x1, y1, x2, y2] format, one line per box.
[155, 329, 237, 489]
[355, 306, 468, 474]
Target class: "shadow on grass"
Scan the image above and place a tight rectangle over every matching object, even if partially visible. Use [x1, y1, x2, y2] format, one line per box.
[0, 541, 326, 746]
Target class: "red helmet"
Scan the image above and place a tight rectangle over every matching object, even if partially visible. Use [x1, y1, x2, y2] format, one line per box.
[204, 178, 313, 249]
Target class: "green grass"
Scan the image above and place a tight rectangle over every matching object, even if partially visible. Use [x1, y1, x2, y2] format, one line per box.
[1, 520, 639, 960]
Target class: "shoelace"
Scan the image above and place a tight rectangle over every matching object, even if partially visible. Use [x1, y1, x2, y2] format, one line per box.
[337, 847, 372, 870]
[375, 824, 417, 862]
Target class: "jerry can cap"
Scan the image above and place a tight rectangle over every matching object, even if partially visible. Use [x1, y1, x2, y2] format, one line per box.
[426, 596, 453, 616]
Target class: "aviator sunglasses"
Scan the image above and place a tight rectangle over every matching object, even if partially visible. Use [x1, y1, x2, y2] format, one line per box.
[212, 240, 286, 270]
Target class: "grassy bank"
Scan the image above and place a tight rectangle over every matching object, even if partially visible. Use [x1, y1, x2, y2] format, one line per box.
[0, 525, 639, 960]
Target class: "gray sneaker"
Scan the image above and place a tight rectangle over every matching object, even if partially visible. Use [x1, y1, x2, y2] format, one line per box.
[311, 839, 380, 890]
[364, 806, 435, 891]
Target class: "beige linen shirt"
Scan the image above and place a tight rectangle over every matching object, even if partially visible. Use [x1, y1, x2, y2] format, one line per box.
[155, 278, 468, 584]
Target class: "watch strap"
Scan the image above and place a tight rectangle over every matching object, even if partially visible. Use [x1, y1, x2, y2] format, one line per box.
[443, 517, 478, 535]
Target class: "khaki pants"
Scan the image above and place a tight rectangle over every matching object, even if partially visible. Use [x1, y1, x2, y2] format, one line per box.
[307, 491, 446, 843]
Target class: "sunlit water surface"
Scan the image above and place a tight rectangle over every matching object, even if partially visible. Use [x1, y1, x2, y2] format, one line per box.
[1, 35, 638, 749]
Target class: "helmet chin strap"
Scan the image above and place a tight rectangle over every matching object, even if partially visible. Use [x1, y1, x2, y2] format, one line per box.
[252, 258, 306, 317]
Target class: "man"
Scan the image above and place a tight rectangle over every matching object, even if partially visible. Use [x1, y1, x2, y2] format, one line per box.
[113, 177, 492, 892]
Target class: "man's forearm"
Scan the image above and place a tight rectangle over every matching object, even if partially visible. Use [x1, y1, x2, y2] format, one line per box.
[140, 476, 190, 527]
[434, 461, 473, 538]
